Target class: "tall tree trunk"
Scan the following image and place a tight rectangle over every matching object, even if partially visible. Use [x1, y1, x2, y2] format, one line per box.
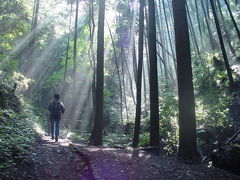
[88, 0, 96, 130]
[172, 0, 198, 161]
[122, 47, 136, 105]
[216, 0, 236, 55]
[31, 0, 37, 27]
[27, 0, 40, 74]
[224, 0, 240, 41]
[210, 0, 235, 90]
[144, 6, 150, 74]
[132, 37, 138, 84]
[90, 0, 105, 146]
[160, 0, 177, 78]
[145, 35, 150, 76]
[161, 0, 175, 60]
[148, 0, 160, 148]
[133, 0, 145, 148]
[121, 49, 130, 123]
[69, 0, 79, 122]
[88, 0, 96, 67]
[194, 0, 204, 48]
[73, 0, 79, 83]
[142, 63, 148, 117]
[186, 4, 201, 58]
[156, 1, 169, 85]
[64, 3, 73, 83]
[108, 23, 123, 124]
[200, 0, 218, 50]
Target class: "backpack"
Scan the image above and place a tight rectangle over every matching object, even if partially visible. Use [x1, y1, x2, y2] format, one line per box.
[50, 101, 62, 119]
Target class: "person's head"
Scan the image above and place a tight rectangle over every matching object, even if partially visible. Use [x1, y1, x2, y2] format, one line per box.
[54, 94, 60, 100]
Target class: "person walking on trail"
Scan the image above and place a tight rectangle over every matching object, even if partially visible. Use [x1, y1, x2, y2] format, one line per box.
[48, 94, 65, 142]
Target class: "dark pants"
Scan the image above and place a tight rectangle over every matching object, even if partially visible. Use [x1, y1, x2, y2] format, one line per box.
[50, 119, 60, 138]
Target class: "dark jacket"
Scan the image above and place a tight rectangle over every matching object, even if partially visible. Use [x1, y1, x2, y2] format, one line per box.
[48, 100, 65, 120]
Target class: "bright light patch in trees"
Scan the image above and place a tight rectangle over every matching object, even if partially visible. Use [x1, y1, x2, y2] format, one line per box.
[105, 7, 116, 26]
[33, 122, 45, 135]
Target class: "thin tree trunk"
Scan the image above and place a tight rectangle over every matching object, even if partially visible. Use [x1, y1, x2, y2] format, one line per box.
[216, 0, 236, 55]
[122, 47, 136, 105]
[160, 0, 177, 75]
[88, 0, 96, 69]
[144, 6, 150, 77]
[73, 0, 79, 83]
[210, 0, 235, 90]
[27, 0, 40, 74]
[194, 0, 204, 47]
[108, 23, 123, 125]
[142, 63, 148, 117]
[145, 35, 150, 77]
[200, 0, 218, 50]
[31, 0, 37, 27]
[224, 0, 240, 41]
[133, 0, 145, 148]
[132, 37, 138, 84]
[64, 3, 73, 82]
[161, 0, 175, 59]
[156, 1, 169, 84]
[88, 0, 96, 130]
[186, 4, 201, 58]
[121, 49, 130, 123]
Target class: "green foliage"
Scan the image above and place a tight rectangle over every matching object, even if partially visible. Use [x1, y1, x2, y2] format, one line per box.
[138, 132, 150, 147]
[103, 133, 132, 147]
[0, 80, 43, 179]
[193, 52, 233, 127]
[158, 89, 178, 154]
[104, 76, 121, 127]
[0, 104, 41, 179]
[22, 99, 48, 131]
[0, 0, 30, 60]
[0, 81, 21, 112]
[68, 132, 91, 143]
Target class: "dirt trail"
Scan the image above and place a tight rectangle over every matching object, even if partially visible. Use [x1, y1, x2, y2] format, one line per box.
[18, 136, 240, 180]
[17, 136, 91, 180]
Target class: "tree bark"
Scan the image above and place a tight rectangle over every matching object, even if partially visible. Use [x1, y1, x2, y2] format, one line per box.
[122, 47, 136, 105]
[121, 48, 130, 123]
[64, 3, 73, 83]
[73, 0, 79, 82]
[200, 0, 218, 50]
[210, 0, 235, 90]
[186, 4, 201, 58]
[27, 0, 40, 75]
[156, 1, 169, 84]
[148, 0, 160, 148]
[216, 0, 236, 55]
[172, 0, 198, 161]
[194, 0, 204, 48]
[133, 0, 145, 148]
[224, 0, 240, 41]
[108, 23, 123, 125]
[161, 0, 175, 60]
[90, 0, 105, 146]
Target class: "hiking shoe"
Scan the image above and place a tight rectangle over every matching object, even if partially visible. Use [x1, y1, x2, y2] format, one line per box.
[55, 137, 58, 142]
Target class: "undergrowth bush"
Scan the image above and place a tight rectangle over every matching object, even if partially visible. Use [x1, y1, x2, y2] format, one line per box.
[68, 131, 91, 142]
[138, 132, 150, 147]
[0, 101, 43, 179]
[103, 133, 132, 147]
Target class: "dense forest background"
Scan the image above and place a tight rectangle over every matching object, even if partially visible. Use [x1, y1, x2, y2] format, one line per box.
[1, 0, 240, 177]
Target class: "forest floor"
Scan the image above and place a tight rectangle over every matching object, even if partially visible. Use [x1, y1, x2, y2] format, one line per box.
[16, 135, 240, 180]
